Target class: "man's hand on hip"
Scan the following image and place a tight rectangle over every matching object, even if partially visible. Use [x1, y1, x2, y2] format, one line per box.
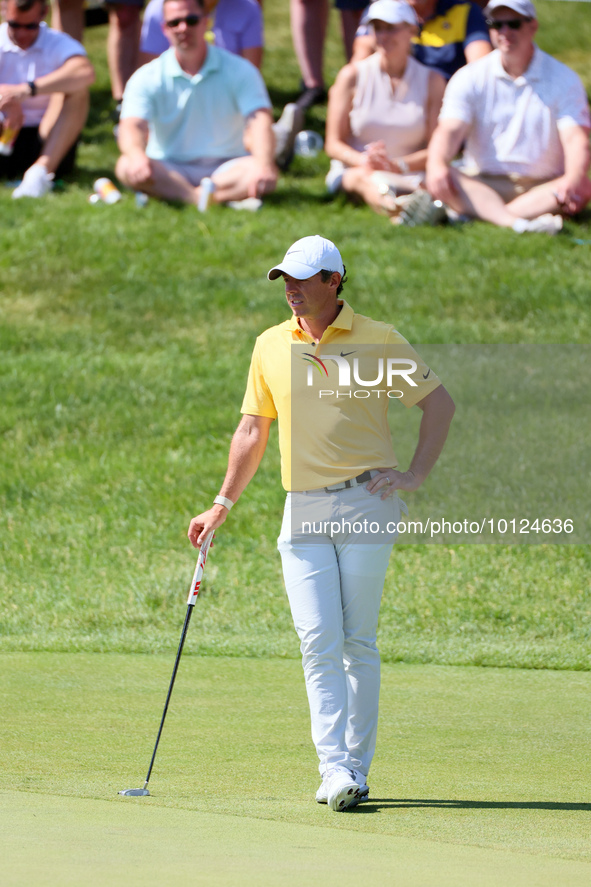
[366, 469, 422, 499]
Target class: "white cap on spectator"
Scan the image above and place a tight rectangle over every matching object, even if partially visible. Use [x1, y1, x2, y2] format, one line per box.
[268, 236, 344, 280]
[484, 0, 537, 19]
[365, 0, 419, 26]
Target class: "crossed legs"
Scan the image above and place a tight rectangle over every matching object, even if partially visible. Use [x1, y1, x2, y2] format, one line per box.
[115, 155, 272, 205]
[444, 168, 591, 227]
[342, 166, 421, 214]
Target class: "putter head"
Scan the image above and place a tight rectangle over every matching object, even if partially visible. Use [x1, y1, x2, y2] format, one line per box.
[118, 788, 150, 796]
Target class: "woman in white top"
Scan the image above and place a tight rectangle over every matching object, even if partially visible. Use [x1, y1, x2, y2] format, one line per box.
[325, 0, 445, 215]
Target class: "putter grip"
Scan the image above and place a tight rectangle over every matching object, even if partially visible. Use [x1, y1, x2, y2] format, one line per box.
[187, 532, 213, 605]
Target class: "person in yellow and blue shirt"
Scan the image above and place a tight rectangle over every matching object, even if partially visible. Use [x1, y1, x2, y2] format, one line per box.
[354, 0, 491, 79]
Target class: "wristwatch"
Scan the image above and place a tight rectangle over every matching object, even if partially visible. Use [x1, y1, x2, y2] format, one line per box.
[28, 81, 37, 96]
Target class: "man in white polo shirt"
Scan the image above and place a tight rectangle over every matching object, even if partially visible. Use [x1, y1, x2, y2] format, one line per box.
[0, 0, 94, 197]
[116, 0, 277, 208]
[426, 0, 591, 233]
[187, 236, 455, 810]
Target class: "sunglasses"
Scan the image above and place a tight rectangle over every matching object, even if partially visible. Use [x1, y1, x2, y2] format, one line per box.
[7, 20, 41, 30]
[486, 18, 531, 30]
[164, 14, 202, 28]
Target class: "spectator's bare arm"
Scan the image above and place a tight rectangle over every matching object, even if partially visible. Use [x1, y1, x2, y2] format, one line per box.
[464, 40, 492, 64]
[554, 124, 591, 214]
[0, 54, 94, 104]
[426, 117, 470, 204]
[243, 108, 278, 198]
[325, 63, 367, 167]
[116, 116, 153, 186]
[241, 46, 263, 70]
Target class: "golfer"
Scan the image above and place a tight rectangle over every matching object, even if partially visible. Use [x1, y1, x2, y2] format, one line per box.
[188, 235, 455, 811]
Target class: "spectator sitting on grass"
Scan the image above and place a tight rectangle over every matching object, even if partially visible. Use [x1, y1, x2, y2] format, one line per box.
[324, 0, 445, 221]
[137, 0, 303, 169]
[352, 0, 492, 76]
[116, 0, 278, 209]
[0, 0, 94, 198]
[139, 0, 264, 69]
[426, 0, 591, 234]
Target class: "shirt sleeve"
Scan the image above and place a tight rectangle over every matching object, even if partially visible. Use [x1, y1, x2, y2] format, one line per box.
[232, 57, 272, 117]
[438, 64, 474, 125]
[238, 0, 264, 50]
[555, 69, 591, 131]
[463, 2, 490, 47]
[48, 30, 87, 65]
[384, 330, 441, 408]
[241, 338, 278, 419]
[140, 0, 170, 56]
[120, 64, 155, 121]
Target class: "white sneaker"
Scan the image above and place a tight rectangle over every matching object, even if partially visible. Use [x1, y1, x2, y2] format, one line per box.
[397, 189, 447, 227]
[526, 213, 563, 235]
[316, 768, 369, 805]
[226, 197, 263, 211]
[12, 164, 54, 199]
[273, 102, 304, 170]
[350, 768, 370, 804]
[318, 768, 360, 812]
[197, 177, 215, 212]
[325, 159, 344, 194]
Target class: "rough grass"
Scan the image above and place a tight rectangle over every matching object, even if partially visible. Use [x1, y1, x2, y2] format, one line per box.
[0, 0, 590, 665]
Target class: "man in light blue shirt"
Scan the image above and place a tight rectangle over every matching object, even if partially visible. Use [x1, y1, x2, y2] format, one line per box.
[116, 0, 277, 208]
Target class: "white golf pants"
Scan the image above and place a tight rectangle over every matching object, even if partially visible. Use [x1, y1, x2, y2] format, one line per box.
[277, 484, 400, 777]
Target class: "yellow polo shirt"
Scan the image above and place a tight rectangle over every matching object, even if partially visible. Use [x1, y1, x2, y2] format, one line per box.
[241, 301, 441, 491]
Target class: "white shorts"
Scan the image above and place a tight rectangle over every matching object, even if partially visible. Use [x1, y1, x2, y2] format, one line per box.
[156, 156, 243, 186]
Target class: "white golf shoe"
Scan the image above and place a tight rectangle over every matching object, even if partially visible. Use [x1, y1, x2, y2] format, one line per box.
[12, 163, 54, 199]
[316, 768, 369, 811]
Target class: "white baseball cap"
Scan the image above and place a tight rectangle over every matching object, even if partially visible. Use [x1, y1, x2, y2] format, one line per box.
[267, 235, 344, 281]
[365, 0, 419, 27]
[484, 0, 537, 19]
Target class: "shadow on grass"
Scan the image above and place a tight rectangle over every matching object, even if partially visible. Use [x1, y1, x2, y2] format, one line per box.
[352, 798, 591, 813]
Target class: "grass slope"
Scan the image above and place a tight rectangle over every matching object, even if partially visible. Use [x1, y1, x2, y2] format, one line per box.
[0, 1, 590, 664]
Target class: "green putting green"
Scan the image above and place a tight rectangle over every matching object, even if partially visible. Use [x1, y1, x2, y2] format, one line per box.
[3, 789, 591, 887]
[2, 654, 591, 885]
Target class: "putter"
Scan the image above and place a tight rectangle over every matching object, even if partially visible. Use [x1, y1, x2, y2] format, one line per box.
[119, 531, 214, 797]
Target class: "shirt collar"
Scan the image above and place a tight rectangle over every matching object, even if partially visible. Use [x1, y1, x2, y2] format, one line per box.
[287, 300, 355, 338]
[162, 43, 220, 81]
[492, 44, 542, 84]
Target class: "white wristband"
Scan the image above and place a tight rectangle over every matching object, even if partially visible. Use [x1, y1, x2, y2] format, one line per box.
[214, 495, 234, 511]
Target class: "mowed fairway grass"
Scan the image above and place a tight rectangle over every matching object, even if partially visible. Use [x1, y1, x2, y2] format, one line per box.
[1, 0, 591, 883]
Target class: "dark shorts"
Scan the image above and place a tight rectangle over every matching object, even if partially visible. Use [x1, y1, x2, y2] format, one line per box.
[105, 0, 145, 7]
[0, 127, 78, 180]
[335, 0, 367, 9]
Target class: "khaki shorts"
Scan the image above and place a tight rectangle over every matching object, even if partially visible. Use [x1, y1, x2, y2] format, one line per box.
[464, 172, 552, 203]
